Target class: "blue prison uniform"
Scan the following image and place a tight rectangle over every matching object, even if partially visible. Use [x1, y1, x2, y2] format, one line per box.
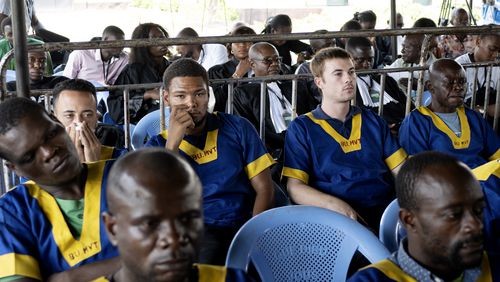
[146, 112, 275, 228]
[399, 106, 500, 169]
[282, 106, 407, 229]
[0, 161, 118, 280]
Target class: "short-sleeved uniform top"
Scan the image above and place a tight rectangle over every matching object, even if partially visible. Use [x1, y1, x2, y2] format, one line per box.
[146, 112, 274, 228]
[399, 106, 500, 169]
[282, 106, 407, 228]
[0, 161, 118, 280]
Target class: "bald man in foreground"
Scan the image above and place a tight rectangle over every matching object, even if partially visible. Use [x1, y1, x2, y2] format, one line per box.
[98, 148, 255, 282]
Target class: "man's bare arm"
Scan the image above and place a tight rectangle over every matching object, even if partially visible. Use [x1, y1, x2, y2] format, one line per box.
[249, 168, 274, 216]
[287, 178, 358, 220]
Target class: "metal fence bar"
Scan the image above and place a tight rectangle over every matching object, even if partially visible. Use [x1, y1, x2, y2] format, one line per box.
[44, 93, 51, 112]
[378, 74, 387, 117]
[483, 65, 493, 118]
[494, 75, 500, 131]
[159, 87, 165, 132]
[291, 78, 298, 120]
[11, 0, 29, 98]
[26, 26, 500, 53]
[406, 71, 414, 116]
[227, 83, 234, 115]
[123, 89, 131, 150]
[259, 81, 267, 143]
[2, 160, 11, 192]
[470, 67, 479, 110]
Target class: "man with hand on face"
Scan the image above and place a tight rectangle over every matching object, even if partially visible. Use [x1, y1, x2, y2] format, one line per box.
[0, 98, 119, 282]
[145, 58, 275, 265]
[399, 59, 499, 170]
[53, 79, 127, 163]
[282, 47, 407, 232]
[348, 151, 497, 281]
[97, 148, 255, 282]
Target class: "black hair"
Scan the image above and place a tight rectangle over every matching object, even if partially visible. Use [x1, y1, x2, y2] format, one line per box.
[0, 98, 46, 160]
[129, 23, 169, 65]
[396, 151, 463, 211]
[162, 58, 208, 90]
[262, 14, 292, 34]
[345, 37, 373, 52]
[227, 25, 257, 56]
[354, 10, 377, 23]
[52, 79, 97, 108]
[102, 25, 125, 38]
[413, 17, 437, 28]
[177, 27, 199, 38]
[340, 20, 362, 31]
[1, 16, 11, 33]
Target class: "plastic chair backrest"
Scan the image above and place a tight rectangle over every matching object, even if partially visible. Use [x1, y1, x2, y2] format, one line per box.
[131, 107, 170, 150]
[379, 199, 407, 253]
[226, 205, 390, 282]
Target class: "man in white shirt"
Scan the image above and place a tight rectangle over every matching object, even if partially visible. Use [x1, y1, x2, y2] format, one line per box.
[455, 33, 500, 118]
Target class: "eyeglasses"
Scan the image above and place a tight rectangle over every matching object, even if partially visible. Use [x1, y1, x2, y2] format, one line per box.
[253, 56, 283, 65]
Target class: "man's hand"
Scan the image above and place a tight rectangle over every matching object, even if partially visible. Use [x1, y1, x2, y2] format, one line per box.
[165, 105, 195, 152]
[326, 197, 358, 221]
[66, 122, 101, 163]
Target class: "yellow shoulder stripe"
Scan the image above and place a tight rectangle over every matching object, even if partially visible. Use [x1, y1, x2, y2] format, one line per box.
[417, 106, 471, 150]
[282, 167, 309, 184]
[385, 148, 408, 171]
[489, 149, 500, 161]
[245, 153, 275, 179]
[472, 159, 500, 181]
[195, 264, 227, 282]
[368, 259, 417, 282]
[0, 253, 42, 280]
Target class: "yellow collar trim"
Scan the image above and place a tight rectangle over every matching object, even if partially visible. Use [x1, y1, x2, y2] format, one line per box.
[26, 161, 104, 267]
[418, 106, 471, 149]
[161, 130, 219, 164]
[306, 112, 362, 153]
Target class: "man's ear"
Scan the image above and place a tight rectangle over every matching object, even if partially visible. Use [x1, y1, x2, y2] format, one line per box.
[400, 208, 417, 233]
[249, 59, 256, 69]
[102, 211, 118, 246]
[163, 89, 170, 107]
[425, 80, 433, 93]
[313, 76, 323, 89]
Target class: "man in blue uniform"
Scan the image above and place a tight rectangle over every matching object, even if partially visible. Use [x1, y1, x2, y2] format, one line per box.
[399, 59, 499, 169]
[348, 152, 497, 281]
[282, 47, 407, 231]
[145, 58, 274, 265]
[53, 79, 127, 162]
[97, 148, 254, 282]
[0, 98, 119, 281]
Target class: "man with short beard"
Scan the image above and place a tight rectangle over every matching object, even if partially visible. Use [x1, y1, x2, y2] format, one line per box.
[348, 152, 497, 281]
[145, 58, 275, 265]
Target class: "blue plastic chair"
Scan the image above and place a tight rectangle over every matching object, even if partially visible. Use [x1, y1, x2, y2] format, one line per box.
[131, 107, 170, 150]
[225, 205, 390, 282]
[379, 199, 407, 253]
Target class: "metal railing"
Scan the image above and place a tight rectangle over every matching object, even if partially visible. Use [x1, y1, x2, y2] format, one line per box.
[1, 26, 500, 193]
